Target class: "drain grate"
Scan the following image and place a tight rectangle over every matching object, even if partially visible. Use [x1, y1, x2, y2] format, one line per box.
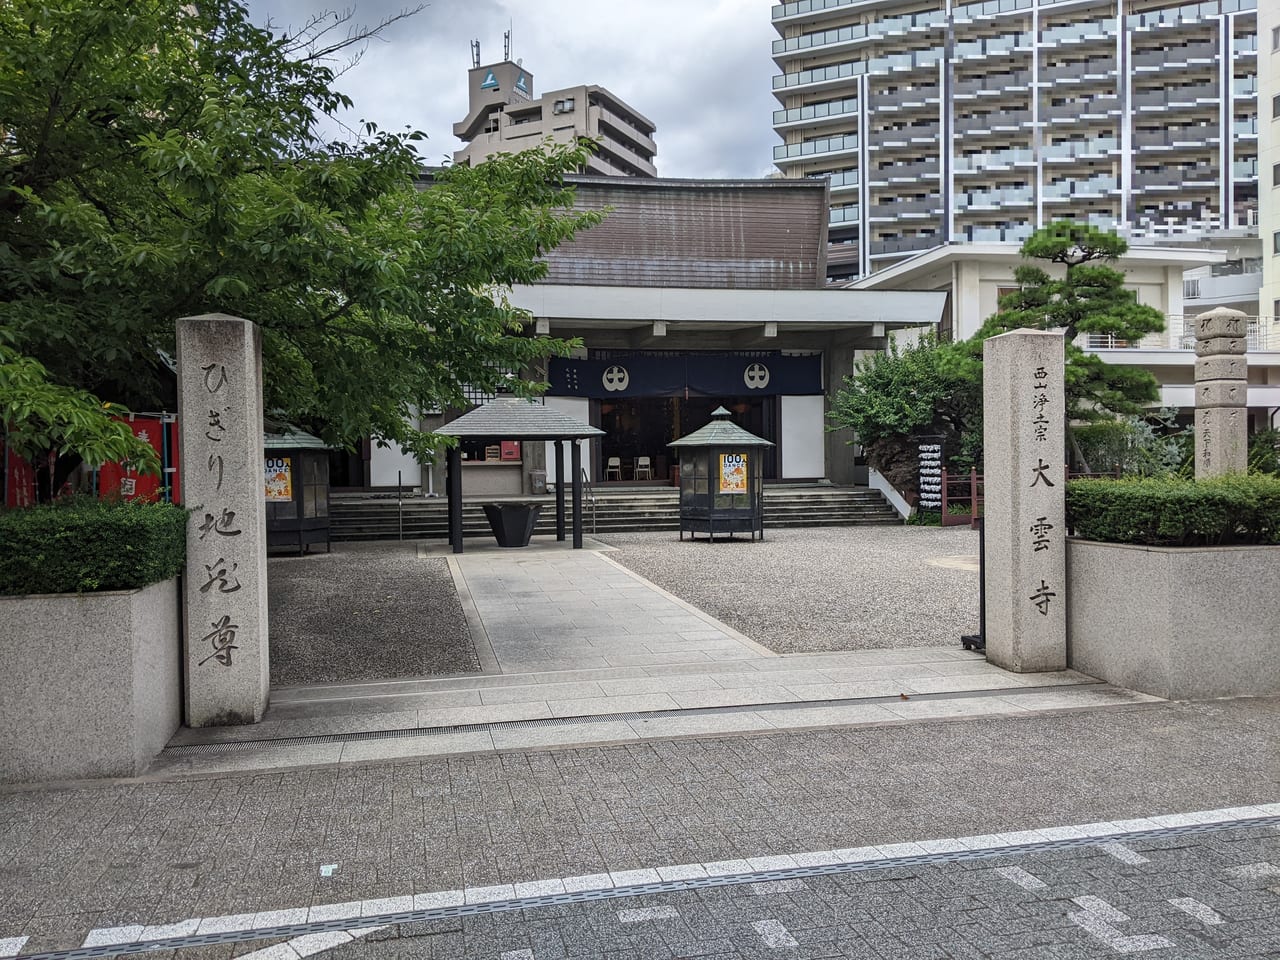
[22, 815, 1278, 960]
[162, 682, 1106, 757]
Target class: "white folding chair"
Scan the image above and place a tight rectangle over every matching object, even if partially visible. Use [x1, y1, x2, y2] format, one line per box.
[605, 457, 622, 481]
[634, 456, 653, 480]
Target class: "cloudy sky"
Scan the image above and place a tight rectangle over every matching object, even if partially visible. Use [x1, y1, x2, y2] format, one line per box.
[244, 0, 781, 178]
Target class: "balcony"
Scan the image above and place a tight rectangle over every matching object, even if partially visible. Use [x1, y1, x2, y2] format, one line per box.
[956, 186, 1035, 210]
[1040, 19, 1116, 46]
[868, 234, 942, 257]
[954, 146, 1035, 174]
[955, 108, 1033, 134]
[867, 196, 942, 220]
[829, 205, 860, 226]
[952, 0, 1033, 24]
[1128, 2, 1224, 31]
[960, 224, 1034, 243]
[870, 85, 941, 112]
[1133, 84, 1220, 109]
[1087, 317, 1280, 353]
[1038, 59, 1116, 85]
[1042, 136, 1120, 161]
[771, 10, 945, 58]
[868, 122, 941, 149]
[867, 159, 941, 184]
[1039, 98, 1121, 122]
[772, 0, 864, 26]
[774, 133, 859, 163]
[1132, 124, 1220, 149]
[1183, 271, 1262, 306]
[773, 97, 858, 130]
[1132, 41, 1218, 70]
[1043, 175, 1119, 199]
[952, 33, 1032, 62]
[953, 70, 1032, 98]
[1233, 160, 1258, 181]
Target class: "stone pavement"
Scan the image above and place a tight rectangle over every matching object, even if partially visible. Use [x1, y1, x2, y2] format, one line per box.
[0, 700, 1277, 958]
[159, 539, 1150, 776]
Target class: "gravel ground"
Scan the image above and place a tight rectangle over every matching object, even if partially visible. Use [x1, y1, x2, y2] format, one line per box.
[600, 525, 980, 653]
[267, 543, 477, 686]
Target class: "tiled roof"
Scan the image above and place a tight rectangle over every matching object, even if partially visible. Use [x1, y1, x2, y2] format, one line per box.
[437, 396, 604, 440]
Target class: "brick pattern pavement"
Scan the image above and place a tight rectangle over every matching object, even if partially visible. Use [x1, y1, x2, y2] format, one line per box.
[0, 700, 1277, 955]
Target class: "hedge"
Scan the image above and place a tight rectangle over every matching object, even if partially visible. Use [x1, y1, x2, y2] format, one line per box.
[1066, 475, 1280, 547]
[0, 498, 187, 595]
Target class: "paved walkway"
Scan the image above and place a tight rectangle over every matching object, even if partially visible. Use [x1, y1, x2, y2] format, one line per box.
[159, 539, 1154, 778]
[445, 539, 773, 673]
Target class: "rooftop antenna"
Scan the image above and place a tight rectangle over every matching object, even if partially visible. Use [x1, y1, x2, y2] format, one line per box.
[470, 39, 480, 69]
[504, 27, 511, 63]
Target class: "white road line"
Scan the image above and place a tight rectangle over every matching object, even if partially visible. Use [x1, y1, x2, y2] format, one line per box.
[234, 926, 386, 960]
[1169, 898, 1225, 926]
[617, 906, 679, 923]
[1068, 897, 1172, 954]
[753, 919, 799, 948]
[73, 802, 1280, 952]
[0, 938, 28, 959]
[995, 866, 1047, 891]
[1098, 842, 1150, 865]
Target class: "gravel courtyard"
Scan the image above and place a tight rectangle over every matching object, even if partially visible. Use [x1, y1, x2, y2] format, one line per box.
[600, 525, 980, 653]
[266, 525, 980, 686]
[267, 543, 475, 686]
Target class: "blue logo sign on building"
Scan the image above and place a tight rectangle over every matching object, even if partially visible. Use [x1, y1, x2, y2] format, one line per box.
[480, 70, 498, 90]
[515, 72, 529, 94]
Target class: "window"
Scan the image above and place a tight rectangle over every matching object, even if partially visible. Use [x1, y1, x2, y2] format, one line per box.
[1274, 231, 1280, 255]
[1275, 94, 1280, 120]
[1274, 162, 1280, 187]
[1273, 26, 1279, 51]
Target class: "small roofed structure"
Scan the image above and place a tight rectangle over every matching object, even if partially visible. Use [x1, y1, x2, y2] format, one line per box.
[669, 407, 774, 542]
[436, 396, 604, 553]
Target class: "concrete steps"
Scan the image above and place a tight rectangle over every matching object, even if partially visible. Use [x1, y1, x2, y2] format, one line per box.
[330, 487, 901, 541]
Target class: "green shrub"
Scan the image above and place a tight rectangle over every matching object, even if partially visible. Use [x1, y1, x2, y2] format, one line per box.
[1066, 475, 1280, 546]
[0, 498, 187, 595]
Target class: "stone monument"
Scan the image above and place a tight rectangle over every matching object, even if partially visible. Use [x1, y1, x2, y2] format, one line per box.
[176, 314, 270, 726]
[982, 329, 1066, 673]
[1193, 307, 1249, 478]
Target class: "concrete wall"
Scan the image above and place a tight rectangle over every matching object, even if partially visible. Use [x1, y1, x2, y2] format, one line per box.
[1067, 539, 1280, 700]
[0, 579, 181, 783]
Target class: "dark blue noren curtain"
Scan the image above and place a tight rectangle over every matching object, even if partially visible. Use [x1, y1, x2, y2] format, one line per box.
[548, 354, 821, 398]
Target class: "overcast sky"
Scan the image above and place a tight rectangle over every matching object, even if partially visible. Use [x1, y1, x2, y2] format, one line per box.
[244, 1, 780, 178]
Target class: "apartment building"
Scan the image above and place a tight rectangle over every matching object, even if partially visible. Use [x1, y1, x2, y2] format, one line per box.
[453, 59, 657, 177]
[1260, 1, 1280, 322]
[770, 0, 1260, 285]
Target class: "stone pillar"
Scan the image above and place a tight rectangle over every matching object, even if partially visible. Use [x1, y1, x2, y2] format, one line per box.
[176, 314, 269, 726]
[982, 329, 1067, 673]
[1193, 307, 1249, 478]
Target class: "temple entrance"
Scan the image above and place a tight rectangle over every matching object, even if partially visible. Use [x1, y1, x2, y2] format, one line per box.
[598, 395, 778, 482]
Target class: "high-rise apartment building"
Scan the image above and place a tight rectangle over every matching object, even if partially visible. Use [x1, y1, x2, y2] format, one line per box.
[771, 0, 1260, 284]
[453, 59, 657, 177]
[1259, 1, 1280, 321]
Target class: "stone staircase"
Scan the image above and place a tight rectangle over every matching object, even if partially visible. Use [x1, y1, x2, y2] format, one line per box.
[329, 486, 901, 542]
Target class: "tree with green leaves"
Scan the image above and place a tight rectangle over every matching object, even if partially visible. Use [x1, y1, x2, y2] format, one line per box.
[1, 0, 601, 495]
[828, 333, 981, 493]
[965, 221, 1166, 422]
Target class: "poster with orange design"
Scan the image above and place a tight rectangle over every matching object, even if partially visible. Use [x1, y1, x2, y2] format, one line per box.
[719, 453, 747, 494]
[265, 456, 293, 501]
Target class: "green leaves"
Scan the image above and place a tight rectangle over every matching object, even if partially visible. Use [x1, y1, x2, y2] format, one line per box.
[0, 345, 160, 472]
[0, 0, 602, 462]
[1067, 475, 1280, 546]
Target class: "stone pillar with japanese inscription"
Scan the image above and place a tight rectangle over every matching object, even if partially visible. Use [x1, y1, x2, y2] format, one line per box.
[982, 329, 1066, 673]
[1194, 307, 1249, 479]
[177, 314, 270, 726]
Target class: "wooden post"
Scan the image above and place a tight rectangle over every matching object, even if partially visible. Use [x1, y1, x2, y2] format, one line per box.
[447, 446, 463, 554]
[554, 440, 566, 542]
[571, 440, 583, 549]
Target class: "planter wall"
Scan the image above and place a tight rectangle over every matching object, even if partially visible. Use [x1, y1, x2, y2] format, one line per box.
[1067, 539, 1280, 700]
[0, 578, 181, 783]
